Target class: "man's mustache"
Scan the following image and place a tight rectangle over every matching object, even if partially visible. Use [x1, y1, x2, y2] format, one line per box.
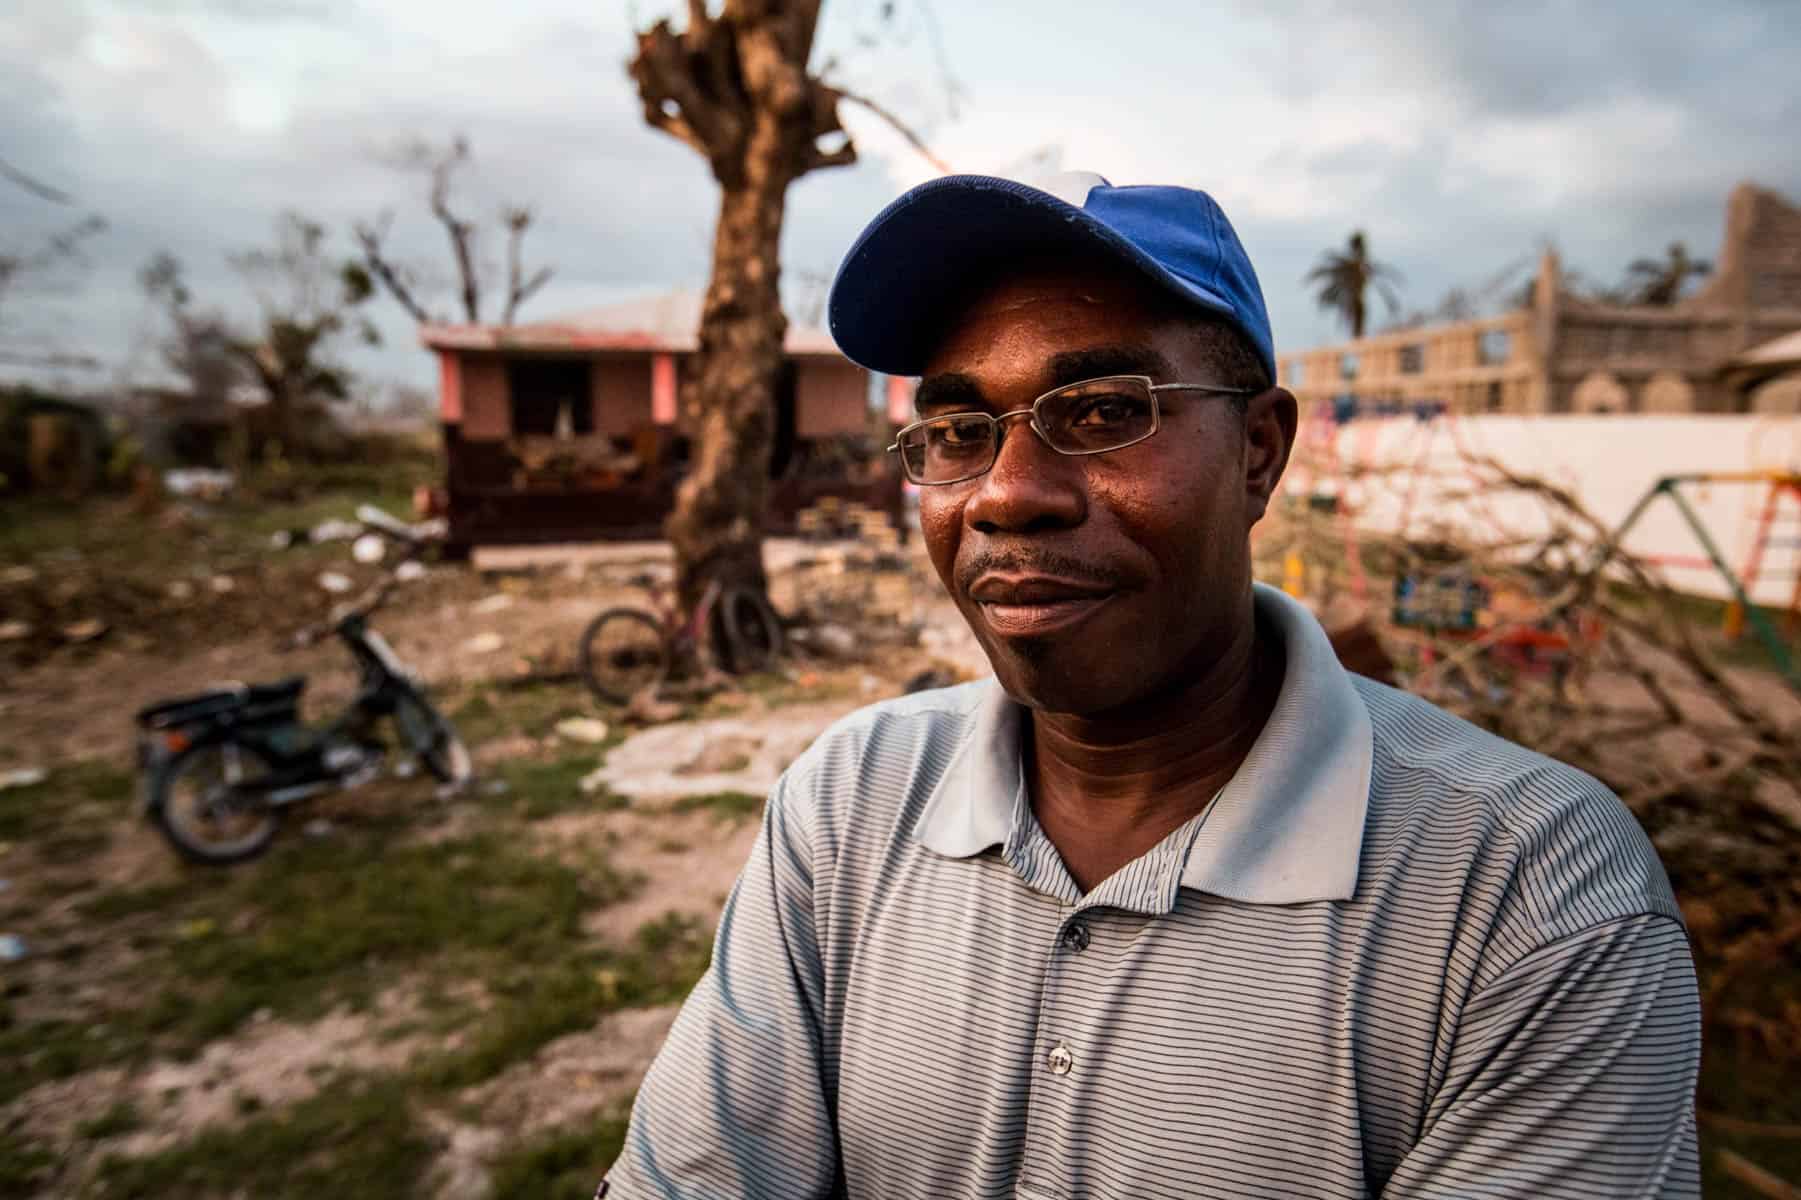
[955, 550, 1126, 595]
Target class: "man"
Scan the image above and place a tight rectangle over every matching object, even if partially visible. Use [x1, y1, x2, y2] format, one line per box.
[599, 174, 1700, 1198]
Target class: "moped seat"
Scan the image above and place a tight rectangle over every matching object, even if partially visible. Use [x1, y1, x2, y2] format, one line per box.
[247, 676, 307, 705]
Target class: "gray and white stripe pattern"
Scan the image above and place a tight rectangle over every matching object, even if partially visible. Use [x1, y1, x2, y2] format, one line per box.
[602, 585, 1700, 1198]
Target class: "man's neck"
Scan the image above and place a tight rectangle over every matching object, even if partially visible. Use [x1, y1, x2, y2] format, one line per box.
[1026, 607, 1286, 893]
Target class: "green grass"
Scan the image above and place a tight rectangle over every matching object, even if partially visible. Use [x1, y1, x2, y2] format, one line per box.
[0, 826, 638, 1106]
[494, 754, 629, 820]
[76, 1099, 144, 1141]
[452, 683, 608, 745]
[424, 913, 710, 1092]
[0, 758, 133, 844]
[0, 1128, 54, 1199]
[144, 830, 631, 1052]
[98, 1074, 432, 1200]
[670, 790, 764, 823]
[488, 1102, 633, 1200]
[92, 914, 709, 1199]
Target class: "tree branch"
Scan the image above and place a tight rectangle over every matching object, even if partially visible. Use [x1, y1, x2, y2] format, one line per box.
[0, 155, 72, 205]
[832, 87, 952, 175]
[428, 138, 481, 322]
[631, 16, 747, 180]
[352, 218, 434, 325]
[502, 206, 552, 326]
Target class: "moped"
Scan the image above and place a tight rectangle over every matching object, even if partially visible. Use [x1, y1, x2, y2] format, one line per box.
[135, 507, 471, 864]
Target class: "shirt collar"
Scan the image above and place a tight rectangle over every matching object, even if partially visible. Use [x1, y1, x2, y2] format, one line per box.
[909, 582, 1373, 905]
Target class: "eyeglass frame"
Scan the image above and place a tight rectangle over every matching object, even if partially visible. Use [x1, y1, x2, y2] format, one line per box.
[886, 374, 1261, 486]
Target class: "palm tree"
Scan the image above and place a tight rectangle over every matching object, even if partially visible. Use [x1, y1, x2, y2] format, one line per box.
[1622, 242, 1712, 306]
[1307, 231, 1403, 338]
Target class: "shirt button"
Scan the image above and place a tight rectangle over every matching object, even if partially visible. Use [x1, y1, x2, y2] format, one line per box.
[1047, 1041, 1073, 1075]
[1061, 922, 1091, 952]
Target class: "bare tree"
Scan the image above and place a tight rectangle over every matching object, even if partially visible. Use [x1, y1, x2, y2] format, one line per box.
[226, 212, 380, 454]
[630, 0, 948, 612]
[0, 215, 106, 328]
[138, 252, 245, 409]
[353, 135, 553, 327]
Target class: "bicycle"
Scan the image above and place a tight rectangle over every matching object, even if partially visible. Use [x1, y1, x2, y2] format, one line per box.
[577, 576, 783, 705]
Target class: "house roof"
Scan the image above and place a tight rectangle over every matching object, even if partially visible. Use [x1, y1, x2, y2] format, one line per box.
[1730, 328, 1801, 370]
[419, 289, 844, 358]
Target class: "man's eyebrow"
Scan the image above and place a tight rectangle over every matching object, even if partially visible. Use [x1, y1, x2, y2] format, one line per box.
[1045, 346, 1175, 388]
[914, 372, 986, 414]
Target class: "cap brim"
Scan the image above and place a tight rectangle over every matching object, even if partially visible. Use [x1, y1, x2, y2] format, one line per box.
[827, 174, 1239, 378]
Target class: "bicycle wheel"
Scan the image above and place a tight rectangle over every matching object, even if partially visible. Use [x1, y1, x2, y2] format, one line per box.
[393, 687, 473, 787]
[150, 741, 282, 865]
[579, 608, 671, 704]
[717, 586, 783, 676]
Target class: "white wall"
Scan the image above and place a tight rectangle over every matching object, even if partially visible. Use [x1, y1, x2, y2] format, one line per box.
[1283, 414, 1801, 605]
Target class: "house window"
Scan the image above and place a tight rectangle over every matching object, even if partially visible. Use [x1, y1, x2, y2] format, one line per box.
[1399, 344, 1424, 375]
[1339, 352, 1360, 381]
[507, 359, 593, 437]
[1478, 330, 1511, 365]
[1286, 360, 1305, 388]
[1486, 382, 1504, 412]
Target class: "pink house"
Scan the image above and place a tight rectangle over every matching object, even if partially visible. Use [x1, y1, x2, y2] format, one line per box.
[421, 291, 909, 550]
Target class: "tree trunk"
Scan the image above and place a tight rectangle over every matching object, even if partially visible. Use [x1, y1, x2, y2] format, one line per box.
[664, 121, 793, 613]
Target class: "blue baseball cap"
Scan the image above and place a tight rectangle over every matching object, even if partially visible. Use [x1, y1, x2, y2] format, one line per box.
[827, 171, 1276, 383]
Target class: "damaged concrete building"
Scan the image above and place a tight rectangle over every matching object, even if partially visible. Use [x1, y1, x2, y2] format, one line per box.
[421, 290, 904, 552]
[1282, 182, 1801, 417]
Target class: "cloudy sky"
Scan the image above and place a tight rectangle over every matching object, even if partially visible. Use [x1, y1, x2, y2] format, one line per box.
[3, 0, 1798, 398]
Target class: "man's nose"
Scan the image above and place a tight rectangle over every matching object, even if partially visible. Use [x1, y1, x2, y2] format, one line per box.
[962, 412, 1086, 534]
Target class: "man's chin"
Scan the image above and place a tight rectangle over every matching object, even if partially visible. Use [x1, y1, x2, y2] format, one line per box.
[982, 639, 1130, 716]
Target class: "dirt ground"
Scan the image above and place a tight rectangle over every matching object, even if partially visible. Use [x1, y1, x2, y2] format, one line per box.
[0, 493, 986, 1198]
[4, 486, 1799, 1197]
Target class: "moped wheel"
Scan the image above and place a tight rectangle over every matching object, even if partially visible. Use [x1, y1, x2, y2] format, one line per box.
[578, 608, 671, 704]
[393, 689, 473, 788]
[716, 587, 783, 676]
[150, 741, 282, 865]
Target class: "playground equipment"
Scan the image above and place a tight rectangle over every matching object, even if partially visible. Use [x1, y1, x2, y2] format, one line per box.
[1607, 471, 1801, 693]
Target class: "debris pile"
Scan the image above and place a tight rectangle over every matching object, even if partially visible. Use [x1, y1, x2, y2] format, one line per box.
[1258, 440, 1801, 1072]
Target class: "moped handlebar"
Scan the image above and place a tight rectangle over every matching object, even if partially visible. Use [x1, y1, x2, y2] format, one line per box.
[282, 508, 434, 649]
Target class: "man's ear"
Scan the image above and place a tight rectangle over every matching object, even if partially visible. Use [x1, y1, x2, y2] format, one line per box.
[1243, 387, 1297, 525]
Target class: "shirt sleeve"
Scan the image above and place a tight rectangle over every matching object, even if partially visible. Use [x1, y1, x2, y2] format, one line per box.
[599, 771, 839, 1199]
[1381, 913, 1701, 1198]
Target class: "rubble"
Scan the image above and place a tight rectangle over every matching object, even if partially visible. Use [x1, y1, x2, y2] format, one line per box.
[553, 717, 611, 745]
[461, 632, 504, 655]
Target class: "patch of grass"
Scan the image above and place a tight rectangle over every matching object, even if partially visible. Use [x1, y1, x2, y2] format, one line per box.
[421, 914, 710, 1091]
[98, 1074, 432, 1199]
[76, 880, 193, 922]
[0, 757, 133, 844]
[0, 1128, 54, 1199]
[453, 683, 602, 744]
[145, 831, 627, 1052]
[670, 790, 764, 823]
[76, 1098, 144, 1141]
[0, 1017, 137, 1107]
[494, 754, 628, 820]
[488, 1102, 633, 1200]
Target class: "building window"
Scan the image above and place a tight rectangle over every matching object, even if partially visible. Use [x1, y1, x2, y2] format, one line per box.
[1399, 344, 1424, 374]
[1286, 360, 1305, 388]
[1478, 330, 1511, 365]
[1486, 382, 1504, 412]
[1339, 352, 1360, 381]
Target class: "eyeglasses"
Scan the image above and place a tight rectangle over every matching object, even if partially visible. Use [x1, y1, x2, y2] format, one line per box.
[888, 374, 1258, 486]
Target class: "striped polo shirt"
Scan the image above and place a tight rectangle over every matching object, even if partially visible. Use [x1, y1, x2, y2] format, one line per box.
[601, 584, 1701, 1199]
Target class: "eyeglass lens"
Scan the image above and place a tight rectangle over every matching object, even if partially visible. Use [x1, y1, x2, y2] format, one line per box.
[898, 377, 1157, 484]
